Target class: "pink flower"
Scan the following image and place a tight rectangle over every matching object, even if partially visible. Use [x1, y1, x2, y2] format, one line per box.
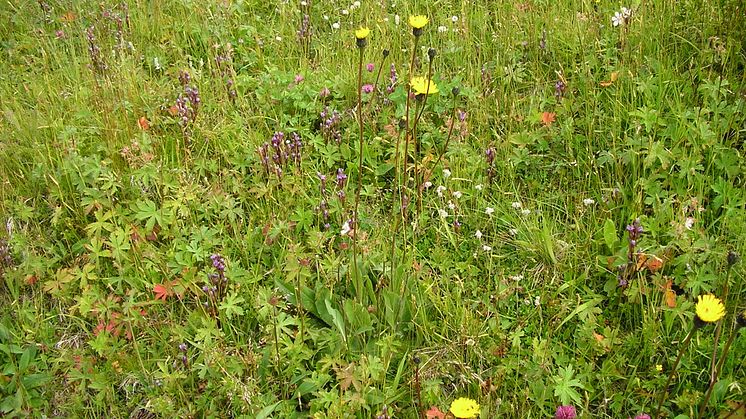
[555, 406, 576, 419]
[294, 74, 304, 83]
[319, 87, 331, 98]
[366, 63, 375, 72]
[362, 84, 374, 94]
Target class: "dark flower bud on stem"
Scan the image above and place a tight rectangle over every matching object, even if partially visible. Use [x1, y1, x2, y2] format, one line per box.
[427, 47, 436, 61]
[727, 251, 739, 266]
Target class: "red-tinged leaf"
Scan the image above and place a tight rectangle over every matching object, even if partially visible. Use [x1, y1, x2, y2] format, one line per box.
[541, 111, 556, 126]
[600, 71, 619, 87]
[153, 283, 173, 301]
[60, 11, 76, 22]
[663, 279, 677, 308]
[425, 406, 446, 419]
[138, 116, 150, 130]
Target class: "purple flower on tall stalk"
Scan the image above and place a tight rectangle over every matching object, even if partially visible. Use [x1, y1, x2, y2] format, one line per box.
[85, 26, 107, 74]
[540, 29, 547, 50]
[386, 63, 398, 94]
[485, 147, 496, 183]
[626, 218, 643, 263]
[320, 106, 342, 144]
[555, 80, 566, 101]
[297, 14, 311, 41]
[336, 168, 347, 189]
[0, 238, 12, 269]
[555, 405, 577, 419]
[362, 84, 374, 94]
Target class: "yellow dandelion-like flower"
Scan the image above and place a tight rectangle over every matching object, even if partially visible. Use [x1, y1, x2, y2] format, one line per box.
[410, 76, 439, 95]
[655, 364, 663, 372]
[409, 15, 429, 29]
[354, 27, 370, 40]
[449, 397, 480, 419]
[695, 294, 725, 323]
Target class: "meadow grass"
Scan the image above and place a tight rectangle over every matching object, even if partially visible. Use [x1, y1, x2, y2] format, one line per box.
[0, 0, 744, 417]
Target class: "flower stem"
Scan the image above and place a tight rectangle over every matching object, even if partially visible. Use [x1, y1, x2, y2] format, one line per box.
[655, 325, 696, 419]
[353, 46, 365, 303]
[413, 56, 434, 216]
[698, 326, 741, 418]
[389, 35, 418, 291]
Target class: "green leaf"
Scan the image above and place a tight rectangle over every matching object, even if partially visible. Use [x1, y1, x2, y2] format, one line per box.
[256, 401, 281, 419]
[375, 163, 395, 176]
[324, 299, 346, 342]
[343, 299, 373, 335]
[603, 219, 618, 251]
[19, 346, 35, 372]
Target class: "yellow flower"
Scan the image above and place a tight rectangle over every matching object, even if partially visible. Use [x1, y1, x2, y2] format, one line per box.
[449, 397, 480, 418]
[410, 76, 439, 95]
[695, 294, 725, 323]
[655, 364, 663, 372]
[355, 27, 370, 40]
[409, 15, 429, 29]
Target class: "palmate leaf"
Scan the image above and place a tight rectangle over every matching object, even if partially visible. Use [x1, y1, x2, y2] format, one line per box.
[552, 365, 586, 405]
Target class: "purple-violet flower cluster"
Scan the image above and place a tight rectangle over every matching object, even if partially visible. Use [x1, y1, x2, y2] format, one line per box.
[257, 131, 303, 179]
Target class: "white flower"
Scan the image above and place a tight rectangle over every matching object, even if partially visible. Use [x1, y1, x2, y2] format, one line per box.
[612, 12, 623, 27]
[340, 221, 351, 236]
[342, 9, 349, 15]
[485, 207, 495, 215]
[451, 15, 459, 23]
[482, 245, 492, 252]
[153, 57, 162, 70]
[423, 181, 432, 189]
[447, 201, 456, 210]
[438, 25, 448, 33]
[453, 191, 462, 199]
[383, 17, 389, 22]
[508, 228, 518, 236]
[583, 198, 595, 206]
[300, 0, 307, 5]
[509, 274, 523, 281]
[511, 201, 522, 209]
[332, 22, 340, 29]
[534, 296, 541, 306]
[353, 1, 361, 8]
[621, 6, 632, 18]
[475, 184, 483, 191]
[474, 230, 483, 239]
[394, 14, 400, 25]
[323, 14, 329, 20]
[685, 217, 695, 230]
[521, 209, 531, 216]
[442, 169, 452, 179]
[438, 209, 449, 218]
[436, 185, 446, 197]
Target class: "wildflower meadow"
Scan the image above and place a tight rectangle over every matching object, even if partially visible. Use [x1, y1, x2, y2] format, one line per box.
[0, 0, 745, 418]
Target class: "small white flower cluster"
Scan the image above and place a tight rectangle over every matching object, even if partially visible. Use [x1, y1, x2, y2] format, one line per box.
[612, 6, 632, 27]
[340, 220, 351, 236]
[582, 198, 595, 206]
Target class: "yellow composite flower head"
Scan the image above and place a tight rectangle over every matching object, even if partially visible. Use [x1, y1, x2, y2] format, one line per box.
[449, 397, 480, 418]
[409, 15, 429, 29]
[695, 294, 725, 323]
[355, 27, 370, 40]
[410, 76, 439, 95]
